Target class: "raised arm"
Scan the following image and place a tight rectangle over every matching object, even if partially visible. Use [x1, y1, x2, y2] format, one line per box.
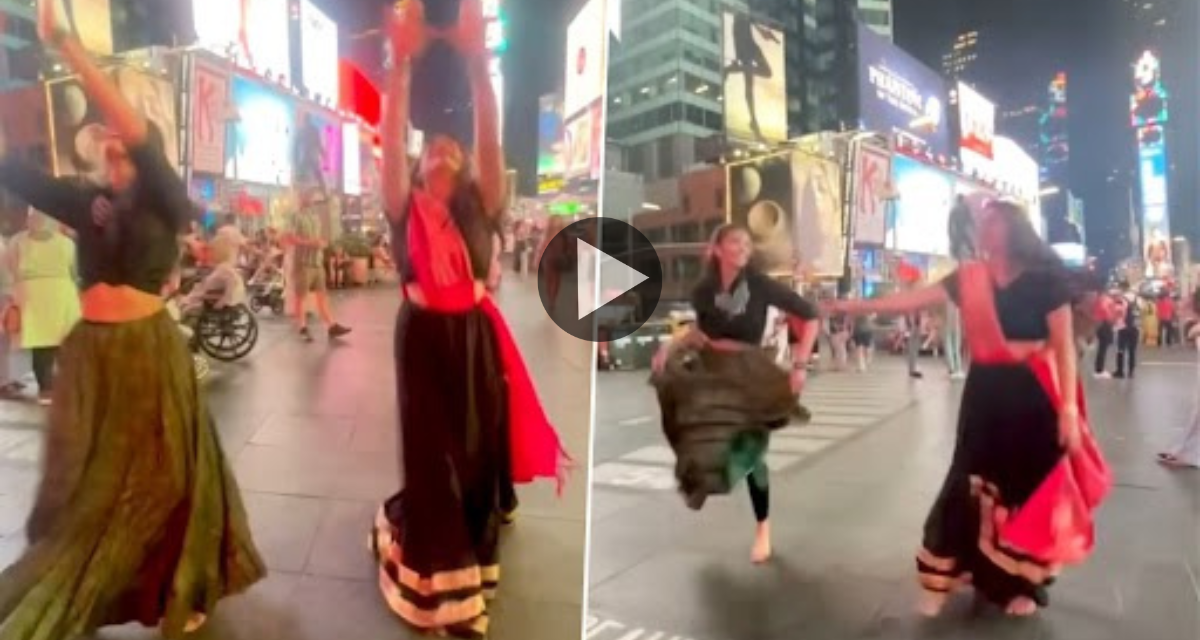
[41, 2, 147, 146]
[0, 160, 92, 230]
[454, 0, 505, 216]
[381, 1, 425, 221]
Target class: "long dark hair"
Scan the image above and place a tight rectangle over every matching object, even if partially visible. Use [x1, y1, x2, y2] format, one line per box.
[987, 200, 1062, 273]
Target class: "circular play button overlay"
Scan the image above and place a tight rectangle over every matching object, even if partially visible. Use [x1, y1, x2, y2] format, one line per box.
[537, 217, 663, 342]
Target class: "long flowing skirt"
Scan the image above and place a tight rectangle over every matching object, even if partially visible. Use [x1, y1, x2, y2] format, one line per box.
[0, 312, 265, 639]
[918, 363, 1065, 608]
[371, 303, 517, 639]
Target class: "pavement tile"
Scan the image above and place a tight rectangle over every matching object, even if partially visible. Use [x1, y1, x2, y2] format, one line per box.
[303, 499, 378, 580]
[241, 491, 326, 573]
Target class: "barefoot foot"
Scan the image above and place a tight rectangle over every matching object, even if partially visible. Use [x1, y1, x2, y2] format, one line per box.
[1005, 596, 1038, 617]
[917, 591, 947, 617]
[751, 522, 771, 564]
[184, 613, 207, 633]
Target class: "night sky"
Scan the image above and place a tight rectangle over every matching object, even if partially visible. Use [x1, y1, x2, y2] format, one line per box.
[898, 0, 1196, 268]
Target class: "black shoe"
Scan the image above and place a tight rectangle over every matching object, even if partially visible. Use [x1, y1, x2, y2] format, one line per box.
[1114, 371, 1126, 379]
[910, 371, 924, 379]
[328, 324, 351, 339]
[299, 327, 313, 342]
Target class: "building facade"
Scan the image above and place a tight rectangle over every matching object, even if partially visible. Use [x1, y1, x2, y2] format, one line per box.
[941, 30, 979, 80]
[0, 0, 37, 89]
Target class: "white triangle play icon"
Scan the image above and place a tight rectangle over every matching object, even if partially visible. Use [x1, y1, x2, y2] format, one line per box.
[577, 238, 649, 320]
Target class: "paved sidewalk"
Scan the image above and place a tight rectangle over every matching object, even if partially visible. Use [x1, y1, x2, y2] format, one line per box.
[0, 281, 591, 640]
[588, 357, 1200, 640]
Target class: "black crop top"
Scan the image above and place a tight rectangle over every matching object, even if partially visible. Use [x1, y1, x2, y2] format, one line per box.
[692, 269, 818, 345]
[389, 192, 496, 284]
[0, 143, 192, 295]
[941, 267, 1072, 341]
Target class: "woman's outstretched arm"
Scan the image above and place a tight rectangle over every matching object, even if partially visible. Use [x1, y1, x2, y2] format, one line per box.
[381, 1, 426, 222]
[40, 2, 147, 145]
[834, 284, 948, 317]
[458, 0, 505, 216]
[380, 59, 413, 223]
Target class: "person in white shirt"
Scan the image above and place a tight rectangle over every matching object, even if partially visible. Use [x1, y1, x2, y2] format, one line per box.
[181, 235, 246, 315]
[215, 214, 248, 259]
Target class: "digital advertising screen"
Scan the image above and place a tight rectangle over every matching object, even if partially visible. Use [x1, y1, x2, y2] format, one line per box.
[226, 75, 294, 186]
[729, 153, 794, 275]
[1040, 72, 1069, 169]
[851, 145, 892, 246]
[538, 93, 565, 195]
[300, 0, 339, 103]
[1130, 50, 1168, 128]
[890, 154, 953, 256]
[791, 152, 844, 277]
[294, 107, 342, 192]
[722, 12, 787, 144]
[1139, 137, 1171, 272]
[191, 57, 229, 175]
[342, 122, 361, 196]
[57, 0, 113, 55]
[957, 82, 995, 160]
[195, 0, 291, 80]
[564, 0, 607, 120]
[993, 136, 1043, 237]
[857, 24, 950, 158]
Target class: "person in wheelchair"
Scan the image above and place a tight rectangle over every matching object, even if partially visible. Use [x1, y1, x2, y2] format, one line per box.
[180, 236, 246, 319]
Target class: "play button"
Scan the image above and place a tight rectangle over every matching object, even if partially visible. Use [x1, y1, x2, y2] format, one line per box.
[537, 217, 663, 342]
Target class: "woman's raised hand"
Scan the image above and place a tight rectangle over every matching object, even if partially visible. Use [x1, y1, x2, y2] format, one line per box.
[389, 0, 428, 63]
[448, 0, 488, 60]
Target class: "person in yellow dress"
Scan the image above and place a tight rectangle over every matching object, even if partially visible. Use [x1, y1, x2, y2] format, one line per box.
[9, 208, 81, 404]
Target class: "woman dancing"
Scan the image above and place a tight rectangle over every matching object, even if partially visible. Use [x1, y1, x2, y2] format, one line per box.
[830, 200, 1110, 617]
[0, 3, 264, 638]
[652, 224, 819, 563]
[370, 1, 568, 637]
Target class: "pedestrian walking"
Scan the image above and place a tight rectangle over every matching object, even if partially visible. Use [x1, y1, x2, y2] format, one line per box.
[285, 189, 350, 342]
[829, 200, 1110, 619]
[0, 231, 21, 398]
[0, 2, 264, 636]
[1114, 282, 1140, 378]
[1157, 320, 1200, 469]
[372, 2, 569, 636]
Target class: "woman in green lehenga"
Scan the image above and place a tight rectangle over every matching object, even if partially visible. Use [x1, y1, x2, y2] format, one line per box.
[0, 3, 265, 638]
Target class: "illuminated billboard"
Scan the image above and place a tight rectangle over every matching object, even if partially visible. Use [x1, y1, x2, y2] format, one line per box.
[564, 0, 607, 120]
[857, 24, 950, 158]
[993, 136, 1043, 238]
[294, 107, 342, 192]
[342, 122, 361, 196]
[1131, 50, 1171, 276]
[61, 0, 113, 55]
[1040, 72, 1068, 169]
[957, 82, 994, 160]
[850, 145, 891, 246]
[195, 0, 292, 81]
[226, 75, 294, 186]
[1130, 50, 1168, 128]
[300, 0, 339, 103]
[190, 57, 229, 175]
[537, 93, 565, 195]
[721, 12, 787, 144]
[47, 65, 179, 180]
[890, 155, 953, 256]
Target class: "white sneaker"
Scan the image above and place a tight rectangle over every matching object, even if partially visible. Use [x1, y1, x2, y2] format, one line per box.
[949, 372, 967, 381]
[1094, 371, 1112, 380]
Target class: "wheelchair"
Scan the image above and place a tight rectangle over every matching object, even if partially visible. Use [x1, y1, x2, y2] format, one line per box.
[188, 302, 260, 362]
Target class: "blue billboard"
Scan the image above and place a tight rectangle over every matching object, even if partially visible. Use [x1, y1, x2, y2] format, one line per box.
[856, 25, 951, 159]
[226, 75, 295, 187]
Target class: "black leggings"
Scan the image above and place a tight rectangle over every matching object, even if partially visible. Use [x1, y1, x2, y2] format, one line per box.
[31, 347, 58, 393]
[747, 465, 769, 522]
[1116, 329, 1139, 377]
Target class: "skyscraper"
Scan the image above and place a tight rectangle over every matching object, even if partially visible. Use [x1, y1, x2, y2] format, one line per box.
[856, 0, 893, 41]
[941, 30, 979, 80]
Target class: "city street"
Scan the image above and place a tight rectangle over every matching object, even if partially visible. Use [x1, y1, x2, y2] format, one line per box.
[587, 351, 1200, 640]
[0, 277, 592, 640]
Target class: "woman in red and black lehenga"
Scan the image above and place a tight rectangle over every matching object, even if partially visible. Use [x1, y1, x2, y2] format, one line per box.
[831, 200, 1111, 618]
[370, 2, 569, 638]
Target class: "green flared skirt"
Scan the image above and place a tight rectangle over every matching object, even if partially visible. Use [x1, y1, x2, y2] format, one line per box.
[0, 311, 266, 640]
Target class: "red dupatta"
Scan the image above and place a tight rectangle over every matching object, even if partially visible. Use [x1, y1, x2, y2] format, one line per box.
[406, 189, 570, 491]
[957, 262, 1111, 567]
